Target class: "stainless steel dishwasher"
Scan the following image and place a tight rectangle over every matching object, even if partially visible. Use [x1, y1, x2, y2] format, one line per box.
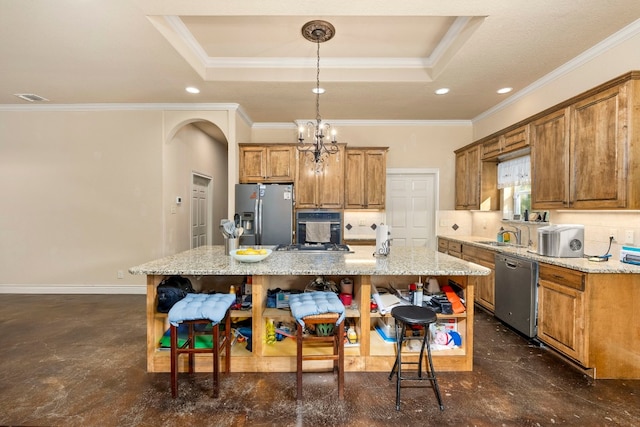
[494, 254, 539, 338]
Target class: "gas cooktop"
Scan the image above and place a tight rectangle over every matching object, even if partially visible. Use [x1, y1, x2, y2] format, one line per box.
[274, 243, 352, 253]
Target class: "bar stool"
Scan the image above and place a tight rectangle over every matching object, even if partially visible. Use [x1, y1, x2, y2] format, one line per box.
[388, 305, 444, 411]
[289, 292, 346, 400]
[167, 293, 236, 398]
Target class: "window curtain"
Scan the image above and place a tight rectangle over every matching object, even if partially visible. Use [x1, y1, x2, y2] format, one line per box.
[497, 156, 531, 189]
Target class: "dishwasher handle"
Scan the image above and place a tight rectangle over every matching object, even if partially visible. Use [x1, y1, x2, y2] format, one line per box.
[505, 260, 518, 269]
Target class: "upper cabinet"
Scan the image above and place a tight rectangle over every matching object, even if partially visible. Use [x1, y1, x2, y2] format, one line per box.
[531, 77, 640, 209]
[569, 84, 629, 209]
[481, 125, 530, 161]
[455, 146, 480, 209]
[344, 148, 388, 209]
[460, 71, 640, 211]
[530, 108, 570, 209]
[239, 144, 296, 183]
[295, 145, 345, 209]
[455, 145, 499, 210]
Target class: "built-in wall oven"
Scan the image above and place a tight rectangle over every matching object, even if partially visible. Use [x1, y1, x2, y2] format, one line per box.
[296, 210, 342, 244]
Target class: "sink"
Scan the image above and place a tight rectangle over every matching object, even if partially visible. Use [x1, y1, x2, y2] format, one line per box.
[475, 240, 509, 246]
[475, 240, 528, 248]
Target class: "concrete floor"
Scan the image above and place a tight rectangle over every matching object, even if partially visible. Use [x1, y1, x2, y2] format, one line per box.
[0, 294, 638, 427]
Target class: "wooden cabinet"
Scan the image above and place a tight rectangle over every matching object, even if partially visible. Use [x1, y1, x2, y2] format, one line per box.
[462, 245, 495, 312]
[455, 145, 499, 210]
[239, 144, 296, 183]
[344, 148, 388, 209]
[530, 108, 570, 209]
[481, 125, 529, 161]
[295, 145, 345, 208]
[437, 237, 462, 258]
[455, 146, 480, 209]
[569, 84, 629, 208]
[537, 263, 587, 364]
[531, 77, 640, 210]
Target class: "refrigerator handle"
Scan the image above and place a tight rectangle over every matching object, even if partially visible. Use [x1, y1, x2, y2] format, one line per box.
[255, 198, 262, 245]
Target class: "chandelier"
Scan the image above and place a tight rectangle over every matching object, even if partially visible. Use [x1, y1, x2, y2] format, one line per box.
[297, 20, 339, 172]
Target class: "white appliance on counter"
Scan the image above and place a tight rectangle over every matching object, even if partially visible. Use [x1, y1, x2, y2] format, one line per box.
[537, 224, 584, 258]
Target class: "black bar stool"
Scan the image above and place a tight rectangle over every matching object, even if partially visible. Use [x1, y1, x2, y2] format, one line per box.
[388, 305, 444, 411]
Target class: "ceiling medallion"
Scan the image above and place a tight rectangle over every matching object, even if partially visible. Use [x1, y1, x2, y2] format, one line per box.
[301, 20, 335, 43]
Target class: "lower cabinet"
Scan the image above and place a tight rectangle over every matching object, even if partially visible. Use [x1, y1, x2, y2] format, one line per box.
[537, 263, 586, 364]
[462, 245, 495, 313]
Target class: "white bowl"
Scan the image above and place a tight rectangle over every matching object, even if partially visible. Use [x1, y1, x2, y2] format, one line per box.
[229, 248, 272, 263]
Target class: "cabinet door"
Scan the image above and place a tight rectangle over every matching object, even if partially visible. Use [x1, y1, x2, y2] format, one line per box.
[481, 136, 501, 160]
[463, 246, 495, 312]
[502, 125, 529, 153]
[317, 146, 344, 208]
[239, 146, 266, 183]
[455, 146, 480, 209]
[364, 150, 386, 209]
[344, 150, 366, 208]
[266, 146, 295, 182]
[570, 84, 628, 208]
[531, 108, 570, 209]
[295, 152, 319, 208]
[537, 265, 586, 364]
[455, 151, 468, 209]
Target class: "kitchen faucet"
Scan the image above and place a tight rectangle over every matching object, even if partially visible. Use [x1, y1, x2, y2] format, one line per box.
[498, 226, 522, 245]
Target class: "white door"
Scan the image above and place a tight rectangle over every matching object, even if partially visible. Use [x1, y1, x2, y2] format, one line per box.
[386, 169, 439, 248]
[192, 174, 211, 248]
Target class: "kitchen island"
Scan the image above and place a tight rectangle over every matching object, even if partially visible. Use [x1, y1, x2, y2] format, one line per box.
[130, 245, 490, 373]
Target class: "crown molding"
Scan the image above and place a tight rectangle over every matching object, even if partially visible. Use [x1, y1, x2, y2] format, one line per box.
[473, 18, 640, 123]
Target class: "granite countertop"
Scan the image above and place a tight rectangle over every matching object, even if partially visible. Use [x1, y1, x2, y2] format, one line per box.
[440, 235, 639, 274]
[129, 245, 491, 277]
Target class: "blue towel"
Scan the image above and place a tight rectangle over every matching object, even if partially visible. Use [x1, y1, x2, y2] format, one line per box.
[168, 293, 236, 327]
[289, 292, 345, 327]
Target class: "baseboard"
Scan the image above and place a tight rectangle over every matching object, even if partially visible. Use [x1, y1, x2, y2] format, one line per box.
[0, 284, 146, 294]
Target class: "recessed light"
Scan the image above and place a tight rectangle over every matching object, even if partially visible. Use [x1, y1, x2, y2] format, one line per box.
[312, 87, 325, 94]
[435, 88, 450, 95]
[185, 86, 200, 94]
[14, 93, 49, 102]
[497, 87, 513, 94]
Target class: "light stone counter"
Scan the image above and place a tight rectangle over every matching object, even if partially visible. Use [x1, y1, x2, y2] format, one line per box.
[129, 245, 491, 277]
[440, 235, 639, 274]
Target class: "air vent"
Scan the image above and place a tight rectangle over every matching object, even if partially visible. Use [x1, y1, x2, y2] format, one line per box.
[14, 93, 49, 102]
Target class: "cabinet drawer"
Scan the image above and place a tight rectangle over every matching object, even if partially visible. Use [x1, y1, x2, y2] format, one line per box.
[437, 238, 448, 252]
[447, 241, 462, 253]
[539, 263, 585, 291]
[462, 245, 495, 264]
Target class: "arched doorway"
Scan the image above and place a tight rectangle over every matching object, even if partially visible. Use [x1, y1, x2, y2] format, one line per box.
[163, 119, 229, 254]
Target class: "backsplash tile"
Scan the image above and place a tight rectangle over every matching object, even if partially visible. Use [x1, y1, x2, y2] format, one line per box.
[343, 211, 385, 240]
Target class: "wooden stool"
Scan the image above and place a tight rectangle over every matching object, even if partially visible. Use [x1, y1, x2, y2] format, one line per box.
[296, 312, 345, 400]
[388, 305, 444, 411]
[168, 293, 235, 398]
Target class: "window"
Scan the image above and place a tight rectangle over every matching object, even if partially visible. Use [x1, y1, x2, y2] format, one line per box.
[498, 156, 531, 219]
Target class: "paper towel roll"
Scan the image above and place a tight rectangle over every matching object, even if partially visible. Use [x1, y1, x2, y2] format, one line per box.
[375, 224, 391, 255]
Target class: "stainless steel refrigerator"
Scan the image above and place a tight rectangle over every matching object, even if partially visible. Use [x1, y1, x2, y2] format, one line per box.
[235, 184, 294, 246]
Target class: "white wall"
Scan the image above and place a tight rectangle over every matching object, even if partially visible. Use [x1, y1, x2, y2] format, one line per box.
[0, 108, 236, 289]
[0, 110, 164, 286]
